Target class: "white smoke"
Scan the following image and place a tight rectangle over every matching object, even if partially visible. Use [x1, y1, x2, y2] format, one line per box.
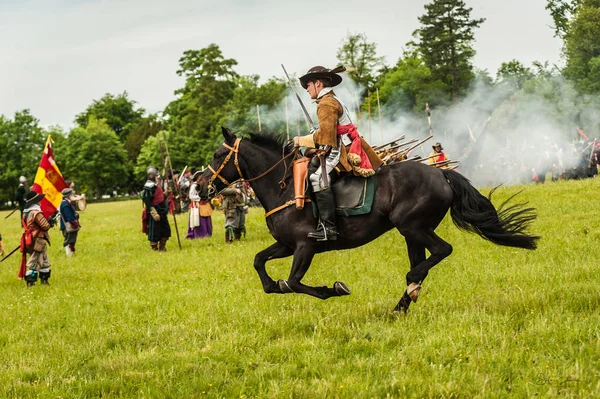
[242, 71, 600, 188]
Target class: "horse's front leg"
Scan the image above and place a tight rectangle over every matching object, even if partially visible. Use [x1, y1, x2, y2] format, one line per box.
[254, 242, 294, 294]
[277, 243, 351, 300]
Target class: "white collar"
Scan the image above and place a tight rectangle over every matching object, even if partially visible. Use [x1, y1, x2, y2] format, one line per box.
[24, 204, 41, 212]
[317, 87, 334, 99]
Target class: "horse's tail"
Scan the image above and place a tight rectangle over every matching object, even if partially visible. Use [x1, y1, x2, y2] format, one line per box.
[442, 169, 539, 250]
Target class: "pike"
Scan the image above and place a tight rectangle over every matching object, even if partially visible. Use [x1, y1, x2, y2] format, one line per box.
[161, 131, 182, 250]
[426, 103, 433, 137]
[4, 206, 19, 219]
[281, 64, 317, 130]
[373, 135, 406, 151]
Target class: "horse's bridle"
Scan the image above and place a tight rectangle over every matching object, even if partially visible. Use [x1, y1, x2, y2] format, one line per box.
[206, 138, 297, 196]
[208, 138, 244, 187]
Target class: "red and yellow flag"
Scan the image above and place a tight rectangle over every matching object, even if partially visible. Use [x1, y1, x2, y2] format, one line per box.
[31, 137, 68, 218]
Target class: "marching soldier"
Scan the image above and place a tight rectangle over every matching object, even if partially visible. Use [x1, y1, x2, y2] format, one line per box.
[290, 65, 382, 241]
[141, 166, 171, 251]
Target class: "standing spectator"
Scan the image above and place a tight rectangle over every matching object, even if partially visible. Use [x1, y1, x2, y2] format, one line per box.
[21, 191, 53, 286]
[59, 188, 81, 257]
[15, 176, 28, 219]
[186, 173, 213, 239]
[179, 168, 193, 213]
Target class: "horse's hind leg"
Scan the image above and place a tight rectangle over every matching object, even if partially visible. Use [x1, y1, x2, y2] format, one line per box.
[394, 237, 426, 313]
[278, 243, 349, 299]
[254, 242, 294, 294]
[397, 229, 452, 310]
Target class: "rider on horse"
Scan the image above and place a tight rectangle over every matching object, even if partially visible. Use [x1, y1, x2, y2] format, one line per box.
[291, 66, 382, 241]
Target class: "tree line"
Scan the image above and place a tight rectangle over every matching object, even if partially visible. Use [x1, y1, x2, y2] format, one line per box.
[0, 0, 598, 203]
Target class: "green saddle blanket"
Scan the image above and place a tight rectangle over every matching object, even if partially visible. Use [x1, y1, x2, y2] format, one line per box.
[311, 174, 376, 217]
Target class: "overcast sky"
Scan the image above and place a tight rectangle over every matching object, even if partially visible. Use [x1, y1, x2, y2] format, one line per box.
[0, 0, 563, 129]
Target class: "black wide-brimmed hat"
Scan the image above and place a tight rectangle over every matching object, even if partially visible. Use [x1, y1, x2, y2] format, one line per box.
[432, 142, 443, 150]
[24, 190, 45, 207]
[299, 65, 346, 89]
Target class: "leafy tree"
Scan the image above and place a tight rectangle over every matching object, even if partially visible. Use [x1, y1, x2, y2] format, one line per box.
[563, 1, 600, 93]
[375, 51, 449, 117]
[124, 114, 164, 162]
[412, 0, 485, 101]
[0, 110, 46, 205]
[221, 75, 287, 134]
[75, 92, 145, 141]
[62, 117, 129, 198]
[164, 44, 240, 166]
[336, 32, 385, 95]
[496, 60, 535, 89]
[546, 0, 581, 37]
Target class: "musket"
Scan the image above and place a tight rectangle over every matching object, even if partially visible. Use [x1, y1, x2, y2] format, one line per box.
[405, 135, 433, 154]
[281, 64, 317, 130]
[1, 245, 20, 263]
[431, 160, 458, 168]
[373, 135, 406, 151]
[4, 207, 19, 219]
[377, 140, 419, 159]
[405, 153, 445, 163]
[161, 131, 182, 250]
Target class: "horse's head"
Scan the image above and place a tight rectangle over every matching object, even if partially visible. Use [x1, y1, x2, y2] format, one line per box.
[196, 127, 243, 196]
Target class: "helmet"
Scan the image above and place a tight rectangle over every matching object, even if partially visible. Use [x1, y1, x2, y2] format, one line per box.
[19, 176, 27, 183]
[146, 166, 158, 179]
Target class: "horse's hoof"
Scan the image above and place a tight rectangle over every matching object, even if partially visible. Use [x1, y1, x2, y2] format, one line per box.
[407, 282, 421, 303]
[334, 281, 351, 296]
[278, 279, 294, 293]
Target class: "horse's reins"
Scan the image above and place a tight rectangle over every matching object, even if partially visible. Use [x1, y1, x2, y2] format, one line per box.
[208, 138, 297, 196]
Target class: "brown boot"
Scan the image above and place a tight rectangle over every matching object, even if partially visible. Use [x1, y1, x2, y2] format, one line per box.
[158, 239, 168, 252]
[150, 242, 159, 251]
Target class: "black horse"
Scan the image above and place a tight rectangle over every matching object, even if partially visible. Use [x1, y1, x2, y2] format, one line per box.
[201, 128, 539, 313]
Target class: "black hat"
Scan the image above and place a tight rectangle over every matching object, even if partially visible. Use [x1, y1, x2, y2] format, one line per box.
[192, 170, 204, 181]
[299, 65, 345, 89]
[24, 190, 45, 207]
[432, 142, 443, 150]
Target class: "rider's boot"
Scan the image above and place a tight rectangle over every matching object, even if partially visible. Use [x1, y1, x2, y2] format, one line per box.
[307, 188, 337, 241]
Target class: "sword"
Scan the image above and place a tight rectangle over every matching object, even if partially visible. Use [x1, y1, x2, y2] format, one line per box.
[4, 207, 19, 219]
[1, 245, 20, 263]
[281, 64, 317, 130]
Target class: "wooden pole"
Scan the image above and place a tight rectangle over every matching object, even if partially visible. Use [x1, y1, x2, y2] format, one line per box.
[285, 97, 290, 140]
[160, 131, 182, 250]
[376, 88, 383, 144]
[257, 105, 262, 132]
[367, 91, 371, 143]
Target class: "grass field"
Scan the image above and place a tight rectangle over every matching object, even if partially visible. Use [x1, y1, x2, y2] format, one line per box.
[1, 179, 599, 398]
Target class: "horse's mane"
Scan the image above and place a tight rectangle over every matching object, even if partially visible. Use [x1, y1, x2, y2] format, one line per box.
[246, 132, 286, 154]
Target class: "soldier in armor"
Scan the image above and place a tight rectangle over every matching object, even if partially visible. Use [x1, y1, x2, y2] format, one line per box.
[290, 65, 382, 241]
[21, 191, 53, 286]
[220, 181, 249, 244]
[141, 166, 171, 251]
[15, 175, 28, 219]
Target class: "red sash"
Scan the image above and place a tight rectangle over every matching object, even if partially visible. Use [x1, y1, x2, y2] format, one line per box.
[336, 123, 373, 171]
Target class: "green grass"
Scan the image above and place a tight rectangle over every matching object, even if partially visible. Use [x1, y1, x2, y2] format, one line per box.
[0, 179, 599, 398]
